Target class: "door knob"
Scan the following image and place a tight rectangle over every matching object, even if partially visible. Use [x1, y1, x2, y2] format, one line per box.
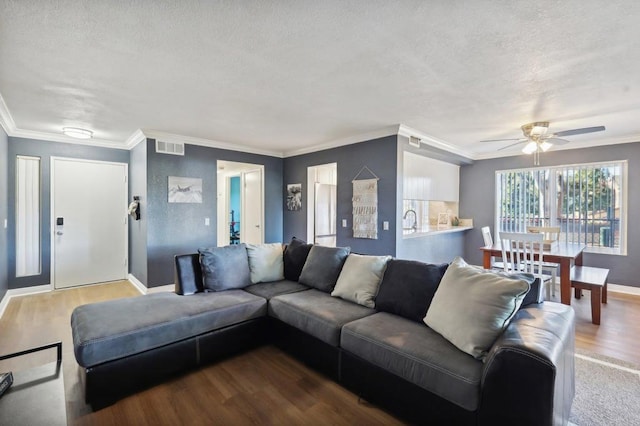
[56, 231, 64, 235]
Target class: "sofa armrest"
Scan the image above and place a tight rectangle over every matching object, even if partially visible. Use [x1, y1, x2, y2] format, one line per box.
[174, 254, 203, 295]
[479, 302, 575, 426]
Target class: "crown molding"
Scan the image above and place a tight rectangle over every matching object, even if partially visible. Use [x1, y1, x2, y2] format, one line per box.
[0, 92, 17, 135]
[282, 125, 401, 158]
[398, 124, 474, 159]
[125, 129, 147, 149]
[141, 129, 284, 158]
[7, 127, 127, 150]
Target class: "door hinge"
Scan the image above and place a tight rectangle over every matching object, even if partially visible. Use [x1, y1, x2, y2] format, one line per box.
[124, 258, 128, 266]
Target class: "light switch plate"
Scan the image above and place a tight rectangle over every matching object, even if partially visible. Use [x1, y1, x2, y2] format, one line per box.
[3, 219, 6, 229]
[342, 219, 347, 228]
[205, 217, 210, 226]
[383, 221, 389, 230]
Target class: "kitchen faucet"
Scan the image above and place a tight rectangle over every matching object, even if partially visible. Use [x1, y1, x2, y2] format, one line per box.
[403, 209, 417, 231]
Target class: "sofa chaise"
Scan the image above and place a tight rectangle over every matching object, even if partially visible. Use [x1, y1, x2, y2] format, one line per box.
[71, 240, 575, 425]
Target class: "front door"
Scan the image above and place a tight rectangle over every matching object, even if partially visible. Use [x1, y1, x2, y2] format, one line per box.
[52, 158, 128, 289]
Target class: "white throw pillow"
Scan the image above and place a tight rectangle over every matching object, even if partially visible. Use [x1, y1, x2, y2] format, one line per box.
[246, 243, 285, 284]
[424, 256, 530, 360]
[331, 253, 391, 308]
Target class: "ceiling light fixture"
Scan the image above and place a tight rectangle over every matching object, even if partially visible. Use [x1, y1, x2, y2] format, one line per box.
[63, 127, 93, 139]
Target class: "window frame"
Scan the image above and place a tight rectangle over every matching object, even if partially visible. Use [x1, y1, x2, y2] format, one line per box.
[494, 160, 628, 256]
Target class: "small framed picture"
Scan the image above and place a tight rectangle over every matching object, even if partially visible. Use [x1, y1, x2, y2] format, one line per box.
[437, 212, 450, 228]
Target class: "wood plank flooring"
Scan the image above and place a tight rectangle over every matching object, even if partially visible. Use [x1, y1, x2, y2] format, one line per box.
[1, 280, 639, 425]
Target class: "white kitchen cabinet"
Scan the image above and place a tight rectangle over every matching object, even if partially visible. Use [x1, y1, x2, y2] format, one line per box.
[403, 151, 459, 202]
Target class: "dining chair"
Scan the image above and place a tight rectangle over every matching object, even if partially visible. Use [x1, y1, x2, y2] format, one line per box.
[526, 226, 560, 297]
[481, 226, 503, 270]
[499, 231, 553, 300]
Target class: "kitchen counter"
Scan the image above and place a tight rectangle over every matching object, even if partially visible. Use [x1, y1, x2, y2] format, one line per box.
[402, 226, 473, 239]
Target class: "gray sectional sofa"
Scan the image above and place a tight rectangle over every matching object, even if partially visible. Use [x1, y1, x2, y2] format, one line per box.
[71, 239, 575, 425]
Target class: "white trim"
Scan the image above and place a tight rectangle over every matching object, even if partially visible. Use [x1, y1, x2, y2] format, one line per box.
[283, 125, 400, 158]
[50, 157, 129, 289]
[142, 129, 283, 158]
[0, 91, 17, 134]
[127, 274, 173, 294]
[8, 128, 126, 150]
[0, 284, 53, 319]
[125, 129, 147, 149]
[608, 283, 640, 296]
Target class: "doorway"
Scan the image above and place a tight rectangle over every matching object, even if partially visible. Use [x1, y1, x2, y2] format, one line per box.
[216, 161, 264, 246]
[51, 157, 128, 289]
[307, 163, 337, 246]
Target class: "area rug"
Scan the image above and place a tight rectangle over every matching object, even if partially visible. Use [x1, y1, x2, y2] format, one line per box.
[569, 351, 640, 425]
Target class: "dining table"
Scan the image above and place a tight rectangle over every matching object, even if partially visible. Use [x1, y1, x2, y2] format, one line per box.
[480, 242, 587, 305]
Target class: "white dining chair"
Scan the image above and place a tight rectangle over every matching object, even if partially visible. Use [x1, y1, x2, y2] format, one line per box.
[499, 231, 554, 300]
[527, 226, 560, 297]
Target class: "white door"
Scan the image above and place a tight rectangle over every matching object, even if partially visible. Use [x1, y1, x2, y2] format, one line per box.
[242, 168, 263, 244]
[52, 158, 128, 289]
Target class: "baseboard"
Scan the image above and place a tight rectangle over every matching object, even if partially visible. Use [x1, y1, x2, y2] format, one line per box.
[608, 283, 640, 296]
[0, 284, 53, 319]
[127, 274, 173, 295]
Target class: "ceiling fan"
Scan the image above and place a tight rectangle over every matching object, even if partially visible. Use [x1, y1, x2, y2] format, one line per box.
[481, 122, 606, 165]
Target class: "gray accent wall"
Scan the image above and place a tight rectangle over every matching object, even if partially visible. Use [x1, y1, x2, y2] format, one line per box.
[283, 136, 397, 256]
[145, 139, 283, 287]
[460, 141, 640, 287]
[7, 137, 129, 289]
[128, 140, 148, 284]
[0, 127, 8, 300]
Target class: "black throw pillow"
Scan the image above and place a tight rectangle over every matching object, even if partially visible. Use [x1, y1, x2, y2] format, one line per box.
[298, 245, 350, 292]
[283, 237, 313, 281]
[375, 259, 449, 322]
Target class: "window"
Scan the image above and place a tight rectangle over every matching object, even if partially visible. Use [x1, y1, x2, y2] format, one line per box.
[495, 160, 627, 255]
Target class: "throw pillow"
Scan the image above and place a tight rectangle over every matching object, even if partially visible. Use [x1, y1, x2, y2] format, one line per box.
[424, 256, 530, 360]
[331, 254, 391, 308]
[375, 259, 449, 322]
[283, 237, 313, 281]
[246, 243, 285, 284]
[198, 244, 251, 291]
[298, 245, 350, 292]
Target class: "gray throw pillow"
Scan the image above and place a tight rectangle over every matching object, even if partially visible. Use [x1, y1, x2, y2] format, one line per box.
[331, 254, 391, 308]
[424, 256, 530, 360]
[298, 245, 350, 292]
[246, 243, 285, 283]
[198, 244, 251, 291]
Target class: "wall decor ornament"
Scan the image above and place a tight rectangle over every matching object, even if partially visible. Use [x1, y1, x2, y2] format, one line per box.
[168, 176, 203, 203]
[286, 183, 302, 211]
[352, 166, 379, 239]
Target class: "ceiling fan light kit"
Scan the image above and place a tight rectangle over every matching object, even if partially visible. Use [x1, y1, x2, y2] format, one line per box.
[481, 122, 606, 165]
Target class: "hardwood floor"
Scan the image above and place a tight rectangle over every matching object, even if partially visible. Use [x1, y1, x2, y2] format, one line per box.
[1, 280, 639, 425]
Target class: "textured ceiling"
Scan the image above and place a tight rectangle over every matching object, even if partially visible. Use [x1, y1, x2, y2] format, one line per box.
[1, 1, 639, 158]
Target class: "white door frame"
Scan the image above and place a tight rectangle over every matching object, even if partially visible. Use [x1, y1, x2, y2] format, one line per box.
[240, 167, 264, 244]
[50, 156, 129, 288]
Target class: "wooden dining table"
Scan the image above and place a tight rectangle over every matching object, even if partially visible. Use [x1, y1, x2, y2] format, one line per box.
[480, 242, 587, 305]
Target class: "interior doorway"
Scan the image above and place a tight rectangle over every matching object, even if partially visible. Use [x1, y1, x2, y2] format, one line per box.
[216, 161, 264, 246]
[307, 163, 337, 246]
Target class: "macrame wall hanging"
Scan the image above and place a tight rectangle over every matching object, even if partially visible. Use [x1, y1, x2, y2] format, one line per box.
[352, 166, 379, 239]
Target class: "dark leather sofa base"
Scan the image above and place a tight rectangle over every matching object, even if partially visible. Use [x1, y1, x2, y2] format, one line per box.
[270, 317, 341, 382]
[341, 351, 476, 425]
[84, 318, 268, 410]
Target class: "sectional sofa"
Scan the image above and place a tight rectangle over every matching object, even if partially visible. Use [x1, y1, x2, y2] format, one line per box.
[71, 239, 575, 425]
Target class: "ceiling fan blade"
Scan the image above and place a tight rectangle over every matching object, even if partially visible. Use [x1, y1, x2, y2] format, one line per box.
[497, 140, 527, 151]
[479, 138, 522, 143]
[553, 126, 605, 137]
[544, 137, 570, 145]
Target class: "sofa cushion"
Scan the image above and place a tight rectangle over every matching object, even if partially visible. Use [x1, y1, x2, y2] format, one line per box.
[331, 254, 391, 308]
[283, 237, 313, 281]
[269, 289, 375, 346]
[424, 257, 530, 359]
[244, 280, 310, 300]
[298, 245, 350, 292]
[71, 291, 267, 368]
[246, 243, 285, 284]
[375, 259, 449, 322]
[341, 312, 483, 411]
[199, 244, 251, 291]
